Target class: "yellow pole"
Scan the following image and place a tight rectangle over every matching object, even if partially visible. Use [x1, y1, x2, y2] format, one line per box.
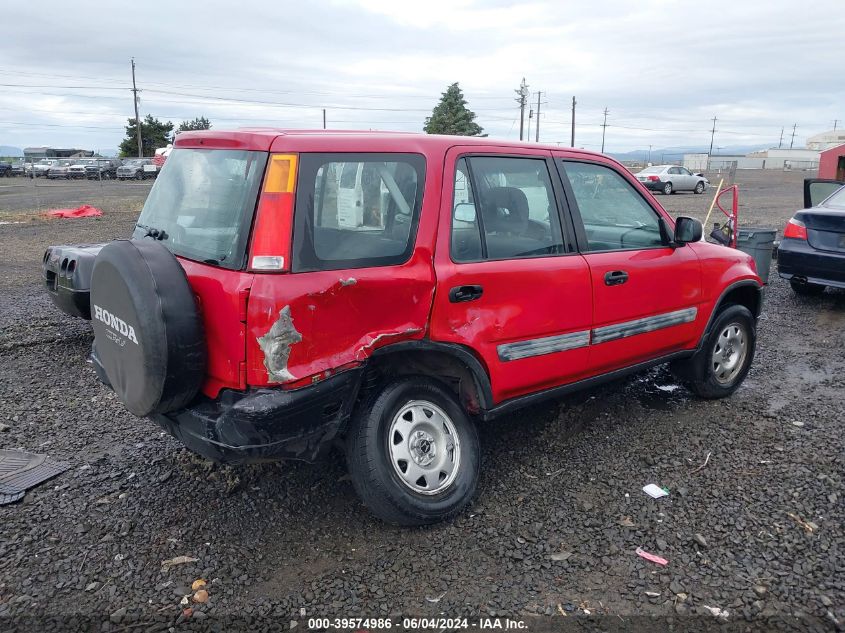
[702, 178, 724, 230]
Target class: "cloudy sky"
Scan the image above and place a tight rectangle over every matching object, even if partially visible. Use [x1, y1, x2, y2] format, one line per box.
[2, 0, 843, 155]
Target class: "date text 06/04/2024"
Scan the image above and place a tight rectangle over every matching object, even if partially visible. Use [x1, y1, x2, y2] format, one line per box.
[306, 617, 527, 630]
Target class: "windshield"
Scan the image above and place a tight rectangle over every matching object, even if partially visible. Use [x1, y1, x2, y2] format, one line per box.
[823, 185, 845, 209]
[132, 148, 267, 269]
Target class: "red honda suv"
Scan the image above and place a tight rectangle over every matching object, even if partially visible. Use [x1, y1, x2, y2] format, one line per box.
[43, 130, 762, 525]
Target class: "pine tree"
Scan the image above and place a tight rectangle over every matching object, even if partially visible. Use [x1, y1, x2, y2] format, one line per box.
[177, 116, 212, 132]
[118, 115, 174, 157]
[424, 83, 484, 136]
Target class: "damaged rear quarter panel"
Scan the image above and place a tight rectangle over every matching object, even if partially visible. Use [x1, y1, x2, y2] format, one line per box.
[247, 250, 435, 385]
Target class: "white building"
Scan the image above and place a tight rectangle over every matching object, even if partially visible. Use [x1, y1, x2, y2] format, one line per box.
[807, 130, 845, 151]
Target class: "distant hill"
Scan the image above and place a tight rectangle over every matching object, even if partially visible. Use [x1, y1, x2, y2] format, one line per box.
[608, 144, 776, 163]
[0, 145, 23, 157]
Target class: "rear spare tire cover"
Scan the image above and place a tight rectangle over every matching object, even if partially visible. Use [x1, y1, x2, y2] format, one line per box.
[89, 240, 206, 416]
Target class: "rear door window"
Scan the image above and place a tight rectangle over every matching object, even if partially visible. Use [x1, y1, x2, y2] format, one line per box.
[450, 155, 565, 261]
[293, 153, 425, 272]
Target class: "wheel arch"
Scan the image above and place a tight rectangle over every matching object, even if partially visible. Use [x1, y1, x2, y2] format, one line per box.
[700, 280, 762, 348]
[367, 341, 493, 415]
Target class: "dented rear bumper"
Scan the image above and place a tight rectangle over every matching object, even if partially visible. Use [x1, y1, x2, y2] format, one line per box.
[149, 369, 364, 464]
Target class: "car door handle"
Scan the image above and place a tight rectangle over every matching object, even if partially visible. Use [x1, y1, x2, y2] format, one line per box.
[449, 285, 484, 303]
[604, 270, 628, 286]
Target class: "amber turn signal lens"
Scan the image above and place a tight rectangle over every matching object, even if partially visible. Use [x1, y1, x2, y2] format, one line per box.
[263, 154, 298, 193]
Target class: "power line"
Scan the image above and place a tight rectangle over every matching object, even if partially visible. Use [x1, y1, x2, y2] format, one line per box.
[0, 82, 127, 90]
[0, 67, 517, 101]
[0, 120, 124, 130]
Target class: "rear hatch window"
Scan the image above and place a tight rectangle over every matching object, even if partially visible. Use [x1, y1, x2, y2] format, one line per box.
[132, 148, 267, 269]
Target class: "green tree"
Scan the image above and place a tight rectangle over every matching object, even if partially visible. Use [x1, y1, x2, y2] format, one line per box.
[177, 116, 212, 132]
[119, 115, 174, 157]
[424, 83, 484, 136]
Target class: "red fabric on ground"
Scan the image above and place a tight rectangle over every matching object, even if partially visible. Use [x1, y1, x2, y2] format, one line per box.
[45, 205, 103, 218]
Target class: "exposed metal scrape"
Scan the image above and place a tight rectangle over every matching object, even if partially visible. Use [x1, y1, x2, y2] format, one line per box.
[355, 327, 423, 360]
[257, 305, 302, 383]
[339, 278, 357, 286]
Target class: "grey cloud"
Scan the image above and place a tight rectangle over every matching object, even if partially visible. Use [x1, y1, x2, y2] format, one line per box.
[1, 0, 842, 153]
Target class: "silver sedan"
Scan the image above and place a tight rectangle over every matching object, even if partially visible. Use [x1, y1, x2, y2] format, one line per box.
[635, 165, 709, 195]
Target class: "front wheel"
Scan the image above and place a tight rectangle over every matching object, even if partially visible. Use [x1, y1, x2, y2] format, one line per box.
[346, 377, 480, 526]
[672, 305, 756, 399]
[663, 181, 673, 195]
[694, 181, 705, 194]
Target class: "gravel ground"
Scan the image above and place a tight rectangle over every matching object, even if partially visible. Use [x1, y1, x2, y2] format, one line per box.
[1, 172, 843, 632]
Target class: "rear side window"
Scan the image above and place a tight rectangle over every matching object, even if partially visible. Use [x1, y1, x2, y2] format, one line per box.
[293, 153, 425, 272]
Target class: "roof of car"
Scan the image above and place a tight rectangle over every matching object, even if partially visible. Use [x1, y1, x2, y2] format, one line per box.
[174, 128, 606, 159]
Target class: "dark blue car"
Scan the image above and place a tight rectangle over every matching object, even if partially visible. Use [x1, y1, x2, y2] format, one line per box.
[778, 179, 845, 295]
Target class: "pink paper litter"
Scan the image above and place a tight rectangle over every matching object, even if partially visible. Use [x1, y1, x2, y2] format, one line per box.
[45, 205, 103, 219]
[636, 547, 668, 566]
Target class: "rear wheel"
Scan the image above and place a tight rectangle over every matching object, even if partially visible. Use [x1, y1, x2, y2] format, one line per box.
[346, 377, 480, 526]
[672, 305, 756, 399]
[663, 181, 673, 195]
[790, 279, 825, 296]
[694, 181, 705, 194]
[135, 172, 143, 181]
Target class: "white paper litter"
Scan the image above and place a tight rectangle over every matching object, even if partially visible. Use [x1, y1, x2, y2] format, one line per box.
[642, 484, 669, 499]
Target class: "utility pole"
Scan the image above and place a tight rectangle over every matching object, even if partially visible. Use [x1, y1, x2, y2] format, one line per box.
[834, 119, 840, 131]
[515, 78, 528, 141]
[647, 144, 652, 164]
[778, 127, 784, 148]
[131, 58, 142, 158]
[600, 107, 609, 153]
[322, 108, 326, 130]
[535, 91, 542, 142]
[707, 116, 717, 159]
[790, 123, 797, 149]
[570, 96, 576, 147]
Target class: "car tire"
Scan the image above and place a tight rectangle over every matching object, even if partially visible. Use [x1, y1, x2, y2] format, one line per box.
[694, 181, 705, 194]
[663, 182, 673, 195]
[346, 376, 480, 526]
[135, 172, 143, 181]
[671, 304, 756, 399]
[790, 279, 825, 296]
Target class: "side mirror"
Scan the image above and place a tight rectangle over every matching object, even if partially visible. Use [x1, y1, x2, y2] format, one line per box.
[454, 202, 477, 223]
[674, 216, 703, 244]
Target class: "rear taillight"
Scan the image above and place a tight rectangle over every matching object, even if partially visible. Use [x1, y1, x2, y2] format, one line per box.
[783, 218, 807, 240]
[647, 175, 660, 181]
[249, 154, 298, 271]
